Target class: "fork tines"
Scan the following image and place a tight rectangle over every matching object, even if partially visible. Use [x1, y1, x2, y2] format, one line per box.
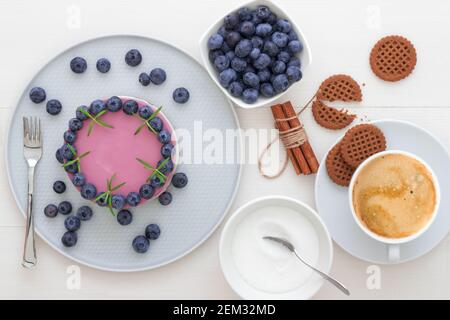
[23, 116, 42, 145]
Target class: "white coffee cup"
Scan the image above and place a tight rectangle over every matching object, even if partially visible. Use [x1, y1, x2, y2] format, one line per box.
[348, 150, 440, 263]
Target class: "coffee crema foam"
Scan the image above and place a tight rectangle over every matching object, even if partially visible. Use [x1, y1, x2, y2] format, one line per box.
[352, 154, 436, 239]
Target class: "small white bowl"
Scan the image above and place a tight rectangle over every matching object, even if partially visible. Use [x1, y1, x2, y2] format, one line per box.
[219, 196, 332, 300]
[199, 0, 312, 109]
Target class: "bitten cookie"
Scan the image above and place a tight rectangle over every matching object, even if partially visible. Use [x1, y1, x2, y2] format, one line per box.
[340, 124, 387, 168]
[312, 100, 356, 130]
[370, 35, 417, 82]
[317, 74, 362, 102]
[326, 142, 356, 187]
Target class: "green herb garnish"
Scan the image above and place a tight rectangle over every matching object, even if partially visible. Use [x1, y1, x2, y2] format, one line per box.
[62, 145, 90, 172]
[79, 108, 114, 136]
[136, 157, 169, 182]
[134, 106, 162, 135]
[94, 173, 126, 216]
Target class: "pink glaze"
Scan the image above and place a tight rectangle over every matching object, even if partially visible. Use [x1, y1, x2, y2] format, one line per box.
[72, 96, 177, 205]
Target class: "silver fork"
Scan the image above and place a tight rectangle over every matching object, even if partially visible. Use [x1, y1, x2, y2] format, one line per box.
[22, 117, 42, 269]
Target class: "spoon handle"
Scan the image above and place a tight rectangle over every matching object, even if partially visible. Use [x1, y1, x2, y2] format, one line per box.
[294, 251, 350, 296]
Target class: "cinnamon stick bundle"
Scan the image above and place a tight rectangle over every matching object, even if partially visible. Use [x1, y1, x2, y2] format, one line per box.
[270, 102, 319, 175]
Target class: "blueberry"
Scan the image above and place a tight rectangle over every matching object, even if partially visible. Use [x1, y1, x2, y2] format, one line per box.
[225, 31, 241, 49]
[242, 88, 259, 104]
[235, 39, 252, 58]
[149, 117, 163, 132]
[224, 12, 240, 30]
[257, 69, 271, 82]
[111, 194, 126, 210]
[138, 105, 153, 119]
[276, 19, 292, 33]
[70, 57, 87, 73]
[251, 36, 264, 50]
[61, 231, 78, 247]
[243, 72, 260, 88]
[286, 66, 302, 83]
[149, 68, 167, 85]
[158, 192, 172, 206]
[287, 57, 301, 68]
[150, 175, 164, 188]
[213, 55, 229, 72]
[157, 130, 171, 144]
[218, 25, 229, 38]
[89, 99, 106, 115]
[172, 172, 188, 188]
[256, 5, 271, 20]
[253, 53, 271, 70]
[238, 7, 252, 21]
[53, 180, 66, 194]
[64, 130, 76, 143]
[249, 48, 261, 60]
[96, 58, 111, 73]
[231, 57, 247, 73]
[76, 206, 93, 221]
[106, 96, 122, 112]
[278, 51, 291, 64]
[55, 148, 64, 164]
[64, 163, 78, 174]
[157, 158, 174, 174]
[96, 192, 108, 207]
[239, 21, 255, 37]
[207, 34, 224, 50]
[255, 23, 272, 37]
[139, 72, 151, 86]
[46, 99, 62, 115]
[81, 183, 97, 200]
[44, 204, 58, 218]
[125, 49, 142, 67]
[226, 51, 235, 61]
[261, 82, 275, 97]
[173, 87, 190, 104]
[229, 81, 244, 97]
[221, 41, 231, 53]
[263, 41, 279, 57]
[288, 30, 298, 41]
[76, 105, 89, 120]
[29, 87, 46, 103]
[250, 12, 262, 25]
[126, 192, 141, 207]
[132, 235, 149, 253]
[219, 69, 237, 88]
[272, 60, 286, 74]
[123, 99, 138, 115]
[61, 144, 76, 160]
[161, 143, 174, 158]
[266, 13, 278, 25]
[72, 172, 86, 187]
[244, 65, 256, 74]
[272, 74, 290, 93]
[117, 209, 133, 226]
[139, 184, 155, 200]
[58, 201, 72, 215]
[64, 216, 81, 232]
[272, 32, 289, 48]
[145, 224, 161, 240]
[209, 49, 224, 63]
[288, 40, 303, 54]
[69, 118, 83, 132]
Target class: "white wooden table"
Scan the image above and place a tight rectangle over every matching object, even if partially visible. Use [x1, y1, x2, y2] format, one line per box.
[1, 0, 449, 299]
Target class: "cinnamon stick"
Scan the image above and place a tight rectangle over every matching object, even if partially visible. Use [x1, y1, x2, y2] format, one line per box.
[271, 104, 308, 175]
[282, 101, 320, 173]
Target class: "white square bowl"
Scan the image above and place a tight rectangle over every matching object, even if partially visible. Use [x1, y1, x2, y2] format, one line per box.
[199, 0, 312, 109]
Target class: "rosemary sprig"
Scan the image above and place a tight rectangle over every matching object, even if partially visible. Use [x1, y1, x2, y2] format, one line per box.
[136, 157, 169, 182]
[62, 145, 91, 172]
[134, 106, 162, 135]
[94, 173, 126, 216]
[80, 108, 114, 136]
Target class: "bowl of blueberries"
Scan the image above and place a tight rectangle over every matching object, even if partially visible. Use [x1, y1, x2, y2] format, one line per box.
[200, 0, 311, 109]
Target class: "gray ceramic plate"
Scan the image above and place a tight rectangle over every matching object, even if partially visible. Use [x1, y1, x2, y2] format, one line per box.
[6, 35, 241, 272]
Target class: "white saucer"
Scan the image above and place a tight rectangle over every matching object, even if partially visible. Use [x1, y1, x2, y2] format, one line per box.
[315, 119, 450, 264]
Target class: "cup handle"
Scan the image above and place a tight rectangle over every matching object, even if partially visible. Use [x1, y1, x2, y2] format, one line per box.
[387, 244, 400, 263]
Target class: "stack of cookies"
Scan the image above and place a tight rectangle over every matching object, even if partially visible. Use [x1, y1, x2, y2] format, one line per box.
[326, 124, 387, 187]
